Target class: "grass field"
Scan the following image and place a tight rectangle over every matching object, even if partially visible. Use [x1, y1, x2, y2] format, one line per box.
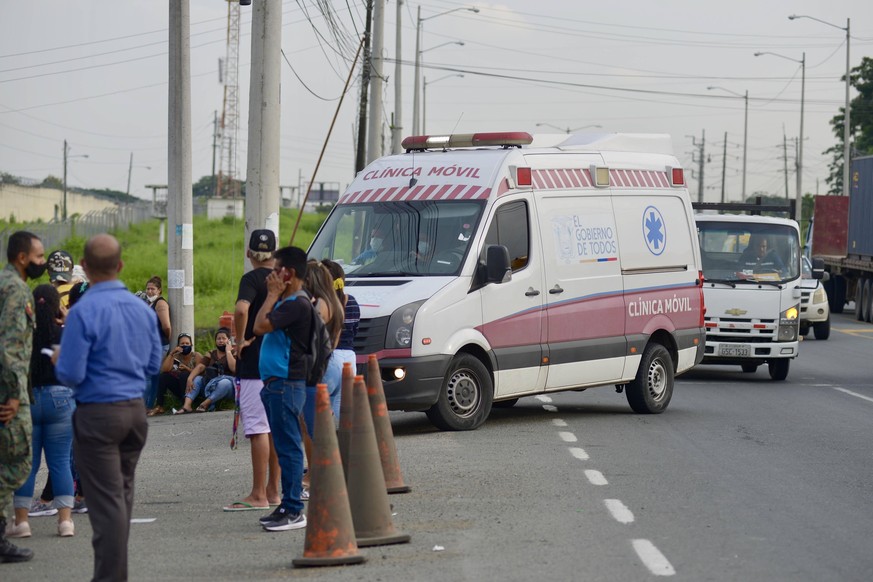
[3, 208, 328, 352]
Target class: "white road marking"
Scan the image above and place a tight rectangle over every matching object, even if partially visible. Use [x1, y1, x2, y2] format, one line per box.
[632, 539, 676, 576]
[604, 499, 634, 524]
[552, 418, 568, 427]
[584, 469, 608, 486]
[832, 386, 873, 404]
[558, 431, 577, 443]
[535, 395, 553, 403]
[542, 404, 558, 412]
[569, 447, 589, 460]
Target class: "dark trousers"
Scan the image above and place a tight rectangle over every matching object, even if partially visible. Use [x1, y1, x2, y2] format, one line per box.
[155, 372, 188, 407]
[73, 399, 148, 582]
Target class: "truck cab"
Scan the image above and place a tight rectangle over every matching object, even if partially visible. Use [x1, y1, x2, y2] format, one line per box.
[695, 213, 802, 380]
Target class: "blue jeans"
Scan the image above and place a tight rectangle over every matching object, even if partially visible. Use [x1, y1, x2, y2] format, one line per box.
[185, 375, 235, 410]
[260, 378, 306, 514]
[13, 385, 76, 510]
[144, 344, 170, 407]
[302, 353, 344, 438]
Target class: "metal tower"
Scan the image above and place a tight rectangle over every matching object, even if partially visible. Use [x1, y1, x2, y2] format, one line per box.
[216, 0, 241, 198]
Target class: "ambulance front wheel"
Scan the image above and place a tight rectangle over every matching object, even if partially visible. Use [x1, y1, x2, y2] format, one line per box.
[426, 354, 493, 431]
[625, 343, 674, 414]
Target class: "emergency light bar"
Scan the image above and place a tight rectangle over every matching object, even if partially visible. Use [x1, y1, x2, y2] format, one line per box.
[402, 132, 533, 152]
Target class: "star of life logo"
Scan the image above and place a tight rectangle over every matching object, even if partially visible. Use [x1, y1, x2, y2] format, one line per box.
[643, 206, 666, 256]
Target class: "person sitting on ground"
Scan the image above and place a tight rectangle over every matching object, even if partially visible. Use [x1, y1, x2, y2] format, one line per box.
[738, 234, 785, 274]
[147, 333, 200, 416]
[177, 327, 237, 414]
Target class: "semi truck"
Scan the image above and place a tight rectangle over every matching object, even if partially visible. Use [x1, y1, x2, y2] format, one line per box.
[810, 155, 873, 320]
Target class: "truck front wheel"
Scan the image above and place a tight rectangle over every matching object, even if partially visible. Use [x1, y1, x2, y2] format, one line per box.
[626, 343, 674, 414]
[426, 354, 493, 431]
[768, 359, 790, 381]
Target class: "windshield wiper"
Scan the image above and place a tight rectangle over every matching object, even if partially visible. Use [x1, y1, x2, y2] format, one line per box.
[703, 278, 737, 288]
[361, 271, 422, 277]
[734, 279, 783, 288]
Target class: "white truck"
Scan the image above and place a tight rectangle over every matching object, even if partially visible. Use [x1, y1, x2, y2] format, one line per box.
[309, 131, 706, 430]
[694, 202, 802, 380]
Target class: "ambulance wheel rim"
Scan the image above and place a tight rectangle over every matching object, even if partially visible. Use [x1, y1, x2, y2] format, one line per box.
[446, 370, 479, 417]
[647, 358, 668, 402]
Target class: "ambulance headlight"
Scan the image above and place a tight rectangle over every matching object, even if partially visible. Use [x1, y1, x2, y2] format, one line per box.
[778, 304, 799, 341]
[386, 300, 425, 349]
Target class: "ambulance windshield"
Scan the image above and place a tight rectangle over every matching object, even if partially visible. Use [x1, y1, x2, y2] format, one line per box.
[697, 221, 800, 283]
[309, 201, 484, 277]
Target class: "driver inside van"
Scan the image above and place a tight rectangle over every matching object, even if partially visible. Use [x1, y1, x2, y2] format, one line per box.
[738, 234, 785, 274]
[354, 227, 387, 264]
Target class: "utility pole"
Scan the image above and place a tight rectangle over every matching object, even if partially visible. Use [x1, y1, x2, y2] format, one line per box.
[391, 0, 403, 154]
[720, 132, 727, 204]
[244, 0, 282, 269]
[126, 152, 134, 197]
[355, 0, 373, 173]
[62, 139, 68, 221]
[366, 0, 385, 164]
[783, 129, 789, 201]
[691, 130, 706, 204]
[168, 0, 195, 338]
[742, 90, 748, 199]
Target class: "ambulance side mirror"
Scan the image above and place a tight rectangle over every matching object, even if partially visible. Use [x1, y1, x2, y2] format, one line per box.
[485, 245, 512, 284]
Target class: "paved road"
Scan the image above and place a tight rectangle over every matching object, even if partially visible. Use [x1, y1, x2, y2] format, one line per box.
[6, 311, 873, 581]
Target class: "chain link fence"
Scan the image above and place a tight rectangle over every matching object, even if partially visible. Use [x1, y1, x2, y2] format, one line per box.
[0, 203, 154, 258]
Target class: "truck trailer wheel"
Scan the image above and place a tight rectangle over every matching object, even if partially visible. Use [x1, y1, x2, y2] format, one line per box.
[626, 343, 673, 414]
[768, 359, 790, 381]
[813, 317, 831, 340]
[426, 354, 493, 431]
[830, 276, 846, 314]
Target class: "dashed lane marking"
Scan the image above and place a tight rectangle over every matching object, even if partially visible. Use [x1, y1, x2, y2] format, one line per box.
[552, 419, 568, 427]
[604, 499, 634, 524]
[832, 386, 873, 404]
[584, 469, 608, 486]
[632, 539, 676, 576]
[535, 395, 553, 403]
[558, 431, 577, 443]
[542, 404, 558, 412]
[569, 447, 589, 460]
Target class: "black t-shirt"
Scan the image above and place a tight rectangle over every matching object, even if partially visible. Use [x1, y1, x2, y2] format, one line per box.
[236, 267, 271, 379]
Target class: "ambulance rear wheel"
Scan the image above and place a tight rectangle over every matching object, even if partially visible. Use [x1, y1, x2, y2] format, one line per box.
[626, 343, 673, 414]
[426, 354, 493, 431]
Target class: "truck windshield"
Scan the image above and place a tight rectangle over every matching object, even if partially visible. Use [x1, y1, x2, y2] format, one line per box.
[697, 221, 800, 283]
[309, 200, 485, 277]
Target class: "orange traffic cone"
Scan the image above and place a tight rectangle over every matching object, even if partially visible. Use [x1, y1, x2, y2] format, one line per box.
[347, 376, 411, 547]
[338, 362, 355, 480]
[366, 355, 411, 494]
[293, 384, 366, 567]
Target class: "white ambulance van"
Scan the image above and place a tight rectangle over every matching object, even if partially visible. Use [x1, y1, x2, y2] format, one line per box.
[309, 132, 705, 430]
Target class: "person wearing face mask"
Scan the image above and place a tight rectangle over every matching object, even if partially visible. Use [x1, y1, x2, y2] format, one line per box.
[353, 227, 387, 264]
[176, 328, 237, 414]
[1, 230, 45, 564]
[147, 333, 200, 417]
[142, 276, 171, 410]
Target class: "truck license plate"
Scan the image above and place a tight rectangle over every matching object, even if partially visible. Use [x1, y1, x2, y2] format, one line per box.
[718, 343, 750, 358]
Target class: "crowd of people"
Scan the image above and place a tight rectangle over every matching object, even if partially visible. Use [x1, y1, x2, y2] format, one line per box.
[0, 228, 361, 579]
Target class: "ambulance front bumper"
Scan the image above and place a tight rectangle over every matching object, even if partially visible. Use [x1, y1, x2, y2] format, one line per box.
[374, 354, 452, 411]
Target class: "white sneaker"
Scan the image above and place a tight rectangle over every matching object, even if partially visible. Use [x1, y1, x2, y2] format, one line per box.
[58, 520, 75, 537]
[5, 520, 31, 538]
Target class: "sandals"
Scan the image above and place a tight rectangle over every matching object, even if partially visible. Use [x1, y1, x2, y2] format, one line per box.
[195, 405, 209, 413]
[146, 406, 165, 417]
[174, 408, 191, 415]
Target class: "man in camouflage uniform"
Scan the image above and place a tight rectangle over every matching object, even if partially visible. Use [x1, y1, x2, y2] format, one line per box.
[0, 231, 45, 564]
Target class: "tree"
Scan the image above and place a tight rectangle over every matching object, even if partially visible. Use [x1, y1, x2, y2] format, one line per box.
[41, 175, 63, 189]
[824, 56, 873, 194]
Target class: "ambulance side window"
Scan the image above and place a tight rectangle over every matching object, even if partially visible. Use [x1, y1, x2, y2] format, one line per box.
[482, 201, 530, 272]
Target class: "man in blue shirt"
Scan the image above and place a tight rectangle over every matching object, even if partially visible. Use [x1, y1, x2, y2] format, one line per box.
[252, 246, 311, 532]
[55, 234, 162, 582]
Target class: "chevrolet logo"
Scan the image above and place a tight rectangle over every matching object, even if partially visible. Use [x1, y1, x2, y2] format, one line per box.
[725, 308, 747, 316]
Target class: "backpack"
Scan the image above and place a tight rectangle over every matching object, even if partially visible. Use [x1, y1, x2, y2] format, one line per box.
[285, 292, 333, 386]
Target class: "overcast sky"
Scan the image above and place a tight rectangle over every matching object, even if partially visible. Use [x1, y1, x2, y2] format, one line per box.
[2, 0, 871, 207]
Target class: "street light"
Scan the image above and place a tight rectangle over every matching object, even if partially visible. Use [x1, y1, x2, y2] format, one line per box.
[412, 5, 479, 135]
[535, 123, 602, 134]
[423, 73, 464, 134]
[707, 86, 749, 200]
[126, 152, 153, 197]
[755, 51, 805, 221]
[63, 139, 89, 221]
[789, 15, 851, 197]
